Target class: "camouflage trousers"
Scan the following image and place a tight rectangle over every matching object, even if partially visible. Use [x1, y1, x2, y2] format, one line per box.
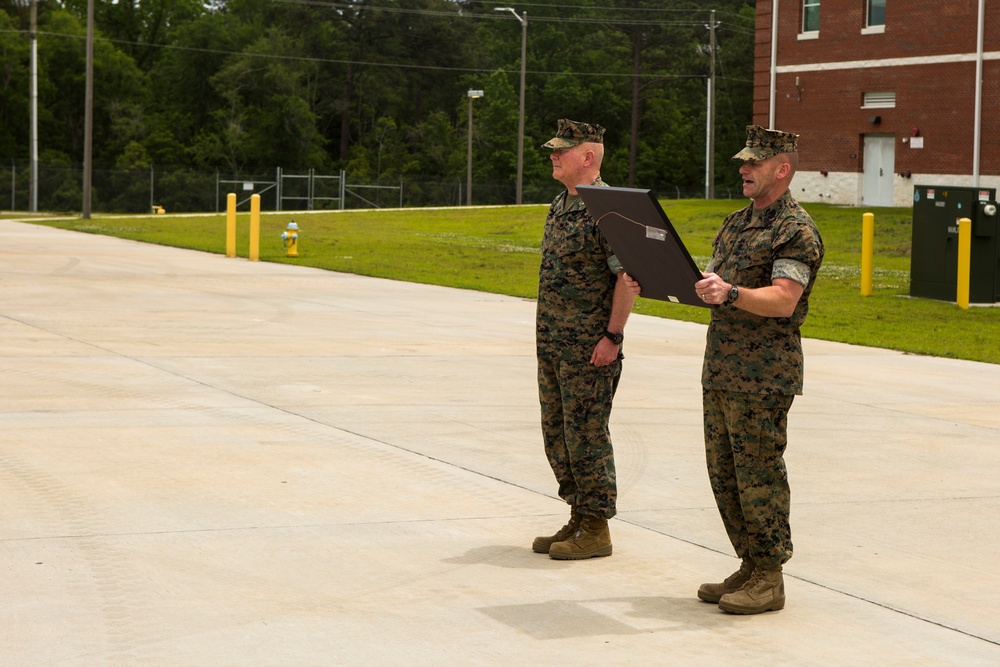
[538, 356, 621, 519]
[704, 389, 795, 567]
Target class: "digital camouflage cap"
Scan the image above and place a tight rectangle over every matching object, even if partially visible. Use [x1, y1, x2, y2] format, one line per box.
[541, 119, 605, 149]
[732, 124, 799, 161]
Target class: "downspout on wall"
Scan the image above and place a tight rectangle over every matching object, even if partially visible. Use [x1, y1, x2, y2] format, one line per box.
[769, 0, 779, 128]
[973, 0, 985, 186]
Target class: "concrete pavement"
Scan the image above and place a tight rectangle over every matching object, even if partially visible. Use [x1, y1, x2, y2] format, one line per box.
[1, 219, 999, 666]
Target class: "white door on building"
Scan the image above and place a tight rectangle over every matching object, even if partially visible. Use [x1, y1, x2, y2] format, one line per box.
[863, 135, 895, 206]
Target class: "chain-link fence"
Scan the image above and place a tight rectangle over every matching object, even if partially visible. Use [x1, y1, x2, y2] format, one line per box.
[0, 160, 717, 214]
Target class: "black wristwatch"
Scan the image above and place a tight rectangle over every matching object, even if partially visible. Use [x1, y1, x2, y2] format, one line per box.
[727, 285, 740, 304]
[604, 330, 624, 345]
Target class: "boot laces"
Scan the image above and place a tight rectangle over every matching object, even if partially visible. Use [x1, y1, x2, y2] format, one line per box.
[572, 515, 601, 539]
[724, 560, 754, 587]
[744, 566, 779, 591]
[556, 514, 581, 538]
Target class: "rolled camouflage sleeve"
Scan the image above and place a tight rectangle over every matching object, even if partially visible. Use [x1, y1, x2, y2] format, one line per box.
[773, 258, 810, 287]
[773, 218, 823, 286]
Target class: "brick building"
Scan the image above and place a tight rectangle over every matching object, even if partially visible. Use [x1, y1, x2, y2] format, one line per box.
[753, 0, 999, 206]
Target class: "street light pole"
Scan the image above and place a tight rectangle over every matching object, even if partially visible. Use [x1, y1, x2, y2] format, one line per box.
[494, 7, 526, 205]
[467, 89, 484, 206]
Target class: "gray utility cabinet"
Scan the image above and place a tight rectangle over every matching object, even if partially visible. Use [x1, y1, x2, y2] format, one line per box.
[909, 185, 999, 303]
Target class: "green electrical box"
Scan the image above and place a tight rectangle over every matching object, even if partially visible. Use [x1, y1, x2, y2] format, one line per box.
[909, 185, 999, 303]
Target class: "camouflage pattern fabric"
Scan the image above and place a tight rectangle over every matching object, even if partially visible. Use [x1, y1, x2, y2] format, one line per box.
[704, 389, 794, 567]
[541, 118, 606, 149]
[702, 190, 824, 395]
[539, 357, 620, 519]
[536, 176, 621, 519]
[536, 176, 619, 363]
[701, 188, 822, 567]
[732, 124, 799, 162]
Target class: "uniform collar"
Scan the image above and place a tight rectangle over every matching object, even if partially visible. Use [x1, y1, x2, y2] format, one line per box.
[746, 189, 792, 229]
[559, 175, 604, 213]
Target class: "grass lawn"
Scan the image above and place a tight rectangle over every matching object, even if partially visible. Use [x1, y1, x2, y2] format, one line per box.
[19, 199, 1000, 365]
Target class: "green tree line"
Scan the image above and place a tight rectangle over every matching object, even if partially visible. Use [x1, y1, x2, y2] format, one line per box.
[0, 0, 756, 212]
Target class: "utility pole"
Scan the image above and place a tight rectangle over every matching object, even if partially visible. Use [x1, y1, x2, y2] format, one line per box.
[82, 0, 94, 218]
[515, 11, 526, 204]
[705, 10, 717, 200]
[29, 0, 38, 212]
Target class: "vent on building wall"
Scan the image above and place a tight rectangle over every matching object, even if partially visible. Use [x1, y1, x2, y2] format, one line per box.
[863, 91, 896, 108]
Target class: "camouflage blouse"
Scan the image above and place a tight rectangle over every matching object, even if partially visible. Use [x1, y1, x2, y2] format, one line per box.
[702, 190, 824, 395]
[536, 177, 622, 362]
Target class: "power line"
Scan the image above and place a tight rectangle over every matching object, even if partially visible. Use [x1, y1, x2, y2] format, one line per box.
[0, 0, 754, 132]
[269, 0, 754, 29]
[5, 28, 739, 80]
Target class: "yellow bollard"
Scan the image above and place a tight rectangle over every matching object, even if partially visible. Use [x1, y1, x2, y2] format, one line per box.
[957, 217, 971, 309]
[249, 194, 260, 262]
[226, 193, 236, 258]
[860, 212, 874, 297]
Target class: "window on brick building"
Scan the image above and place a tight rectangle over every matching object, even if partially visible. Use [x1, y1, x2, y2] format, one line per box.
[867, 0, 886, 28]
[802, 0, 820, 34]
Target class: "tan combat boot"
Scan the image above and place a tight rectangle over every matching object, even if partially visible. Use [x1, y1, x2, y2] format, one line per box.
[697, 557, 754, 603]
[718, 565, 785, 614]
[548, 515, 612, 560]
[532, 511, 582, 554]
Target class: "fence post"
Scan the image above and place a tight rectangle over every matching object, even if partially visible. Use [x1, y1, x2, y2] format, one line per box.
[276, 166, 282, 212]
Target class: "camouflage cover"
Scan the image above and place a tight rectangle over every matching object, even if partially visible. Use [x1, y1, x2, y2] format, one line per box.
[732, 124, 799, 162]
[541, 119, 606, 149]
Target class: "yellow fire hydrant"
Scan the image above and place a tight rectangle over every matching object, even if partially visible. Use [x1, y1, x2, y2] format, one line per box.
[282, 221, 299, 257]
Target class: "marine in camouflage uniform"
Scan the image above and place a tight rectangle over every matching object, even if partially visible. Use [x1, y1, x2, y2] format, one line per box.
[537, 176, 621, 517]
[695, 125, 824, 613]
[533, 119, 636, 560]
